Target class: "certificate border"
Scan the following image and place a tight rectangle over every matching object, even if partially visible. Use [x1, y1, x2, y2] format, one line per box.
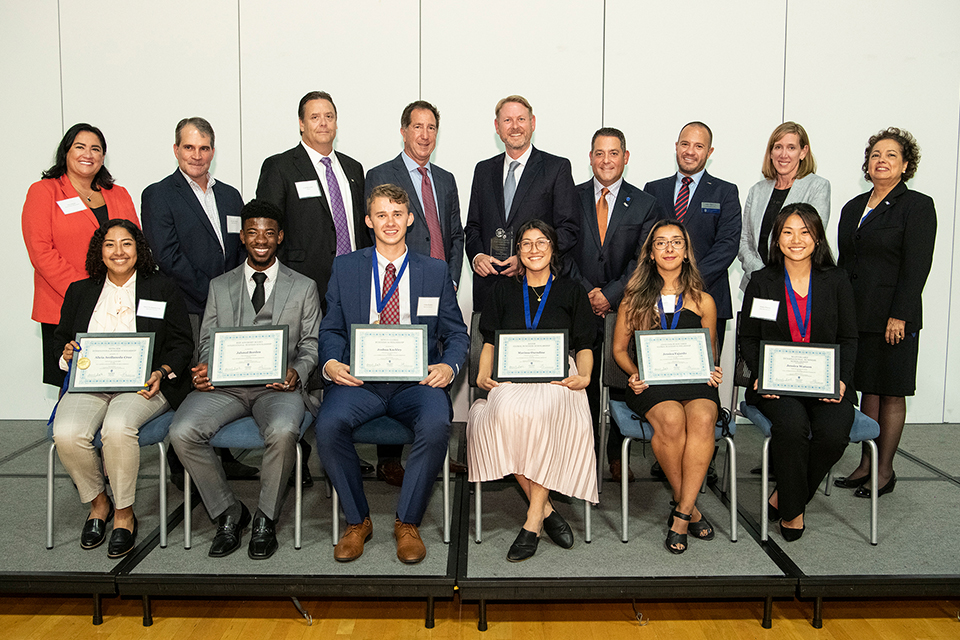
[350, 324, 429, 382]
[757, 341, 841, 399]
[68, 332, 155, 393]
[493, 329, 569, 383]
[635, 328, 714, 385]
[209, 325, 288, 386]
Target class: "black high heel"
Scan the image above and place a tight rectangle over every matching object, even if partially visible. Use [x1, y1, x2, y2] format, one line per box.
[665, 510, 690, 554]
[779, 519, 805, 542]
[854, 473, 896, 499]
[834, 474, 870, 489]
[688, 510, 715, 541]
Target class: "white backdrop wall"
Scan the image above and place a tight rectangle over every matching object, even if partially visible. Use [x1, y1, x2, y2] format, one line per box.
[5, 1, 959, 423]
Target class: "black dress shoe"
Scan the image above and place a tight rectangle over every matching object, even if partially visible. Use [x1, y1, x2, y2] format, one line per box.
[650, 460, 666, 479]
[248, 514, 278, 560]
[767, 502, 780, 522]
[80, 504, 114, 550]
[542, 511, 574, 549]
[209, 503, 251, 557]
[359, 459, 375, 476]
[854, 473, 897, 499]
[834, 474, 870, 489]
[107, 516, 138, 559]
[506, 528, 539, 562]
[779, 520, 805, 542]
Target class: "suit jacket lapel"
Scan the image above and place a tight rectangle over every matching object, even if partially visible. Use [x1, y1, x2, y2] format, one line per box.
[293, 145, 333, 216]
[409, 254, 423, 323]
[605, 184, 633, 243]
[392, 155, 425, 220]
[433, 168, 450, 238]
[359, 250, 372, 322]
[489, 154, 507, 225]
[270, 266, 294, 321]
[688, 173, 714, 220]
[858, 181, 906, 232]
[172, 171, 222, 244]
[580, 185, 603, 249]
[510, 147, 541, 220]
[231, 266, 246, 325]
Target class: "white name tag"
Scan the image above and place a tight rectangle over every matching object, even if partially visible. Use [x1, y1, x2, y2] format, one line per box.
[295, 180, 321, 199]
[137, 299, 167, 319]
[57, 197, 86, 214]
[417, 297, 440, 317]
[660, 294, 677, 313]
[226, 215, 241, 234]
[750, 298, 780, 321]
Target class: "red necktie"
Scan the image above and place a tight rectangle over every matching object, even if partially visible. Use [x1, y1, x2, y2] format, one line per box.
[380, 263, 400, 324]
[418, 167, 445, 261]
[675, 176, 693, 222]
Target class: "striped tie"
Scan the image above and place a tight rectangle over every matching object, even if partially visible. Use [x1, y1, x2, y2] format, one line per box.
[675, 176, 693, 222]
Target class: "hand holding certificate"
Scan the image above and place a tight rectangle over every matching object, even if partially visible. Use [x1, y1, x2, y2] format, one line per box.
[634, 328, 715, 385]
[68, 332, 155, 393]
[208, 326, 288, 386]
[493, 330, 569, 383]
[350, 324, 428, 382]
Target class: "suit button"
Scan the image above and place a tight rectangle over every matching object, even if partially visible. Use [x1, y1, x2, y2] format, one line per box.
[856, 234, 861, 240]
[852, 274, 858, 279]
[599, 256, 604, 263]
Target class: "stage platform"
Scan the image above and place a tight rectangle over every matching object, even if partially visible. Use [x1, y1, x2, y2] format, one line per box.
[1, 419, 958, 629]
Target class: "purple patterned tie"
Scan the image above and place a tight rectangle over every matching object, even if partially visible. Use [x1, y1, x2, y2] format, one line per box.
[320, 156, 352, 256]
[418, 167, 445, 261]
[675, 176, 693, 222]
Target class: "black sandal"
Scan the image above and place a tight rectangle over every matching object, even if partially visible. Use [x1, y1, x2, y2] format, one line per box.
[665, 510, 690, 554]
[688, 509, 715, 541]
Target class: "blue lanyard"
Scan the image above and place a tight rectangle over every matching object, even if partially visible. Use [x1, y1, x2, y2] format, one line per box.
[372, 251, 409, 317]
[657, 293, 684, 330]
[522, 274, 553, 330]
[784, 269, 812, 340]
[48, 358, 73, 425]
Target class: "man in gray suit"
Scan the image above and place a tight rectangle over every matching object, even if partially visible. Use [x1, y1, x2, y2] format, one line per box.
[364, 100, 466, 483]
[170, 199, 320, 560]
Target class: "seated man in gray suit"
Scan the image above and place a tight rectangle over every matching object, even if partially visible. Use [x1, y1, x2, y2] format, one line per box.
[170, 199, 320, 560]
[365, 100, 465, 484]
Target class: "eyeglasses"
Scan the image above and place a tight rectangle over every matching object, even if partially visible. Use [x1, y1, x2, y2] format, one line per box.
[519, 239, 552, 252]
[653, 239, 685, 250]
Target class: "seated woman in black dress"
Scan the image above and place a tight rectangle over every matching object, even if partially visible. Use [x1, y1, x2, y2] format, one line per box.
[612, 220, 722, 554]
[740, 203, 857, 541]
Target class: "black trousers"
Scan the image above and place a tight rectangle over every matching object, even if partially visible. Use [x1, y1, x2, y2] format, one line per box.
[753, 394, 853, 520]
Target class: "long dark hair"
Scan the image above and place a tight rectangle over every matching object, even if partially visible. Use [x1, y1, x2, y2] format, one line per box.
[42, 123, 115, 190]
[621, 219, 705, 330]
[85, 219, 157, 280]
[515, 219, 561, 278]
[767, 203, 836, 271]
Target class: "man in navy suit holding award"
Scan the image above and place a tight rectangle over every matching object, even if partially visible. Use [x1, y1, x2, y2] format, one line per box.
[316, 184, 468, 564]
[567, 127, 661, 482]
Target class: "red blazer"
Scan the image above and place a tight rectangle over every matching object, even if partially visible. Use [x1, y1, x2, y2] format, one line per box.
[21, 175, 139, 324]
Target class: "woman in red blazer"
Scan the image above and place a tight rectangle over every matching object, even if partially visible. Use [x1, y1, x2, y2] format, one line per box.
[21, 123, 140, 387]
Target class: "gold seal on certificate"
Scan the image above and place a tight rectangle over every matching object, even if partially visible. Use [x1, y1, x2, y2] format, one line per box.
[493, 330, 569, 383]
[350, 324, 428, 381]
[208, 325, 289, 386]
[68, 333, 155, 393]
[757, 341, 840, 399]
[634, 328, 714, 385]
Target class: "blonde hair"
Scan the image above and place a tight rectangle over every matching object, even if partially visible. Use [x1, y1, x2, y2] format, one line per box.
[495, 95, 533, 118]
[761, 121, 817, 181]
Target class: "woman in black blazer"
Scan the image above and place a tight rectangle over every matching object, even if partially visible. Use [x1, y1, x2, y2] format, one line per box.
[53, 219, 192, 558]
[834, 128, 936, 499]
[740, 204, 857, 541]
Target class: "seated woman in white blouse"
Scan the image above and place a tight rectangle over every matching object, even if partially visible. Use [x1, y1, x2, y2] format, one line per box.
[53, 219, 192, 558]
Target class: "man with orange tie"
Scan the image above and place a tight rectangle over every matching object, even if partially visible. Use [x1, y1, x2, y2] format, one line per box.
[566, 127, 661, 483]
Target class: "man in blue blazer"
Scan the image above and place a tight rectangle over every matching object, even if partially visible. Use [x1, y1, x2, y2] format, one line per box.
[643, 121, 741, 354]
[316, 184, 468, 565]
[465, 95, 579, 311]
[567, 127, 661, 482]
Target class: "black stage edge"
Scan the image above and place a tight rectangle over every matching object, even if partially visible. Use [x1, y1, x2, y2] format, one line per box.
[0, 573, 116, 624]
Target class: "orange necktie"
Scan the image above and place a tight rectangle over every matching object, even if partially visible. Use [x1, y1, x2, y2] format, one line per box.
[597, 187, 610, 244]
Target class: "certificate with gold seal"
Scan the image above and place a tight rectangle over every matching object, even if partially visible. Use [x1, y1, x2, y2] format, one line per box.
[209, 325, 288, 386]
[351, 324, 429, 381]
[68, 332, 155, 393]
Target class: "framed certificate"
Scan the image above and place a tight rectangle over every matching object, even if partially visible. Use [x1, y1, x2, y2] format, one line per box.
[635, 328, 714, 385]
[494, 330, 569, 383]
[351, 324, 429, 382]
[757, 341, 840, 399]
[68, 332, 155, 393]
[209, 325, 288, 386]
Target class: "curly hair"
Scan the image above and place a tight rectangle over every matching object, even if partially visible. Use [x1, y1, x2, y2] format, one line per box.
[620, 219, 705, 331]
[85, 219, 157, 280]
[766, 203, 836, 272]
[862, 127, 920, 182]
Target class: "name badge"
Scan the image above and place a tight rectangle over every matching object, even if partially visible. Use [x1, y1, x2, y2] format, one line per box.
[701, 202, 721, 213]
[226, 215, 241, 234]
[137, 299, 167, 319]
[57, 197, 86, 214]
[417, 297, 440, 317]
[295, 180, 321, 199]
[750, 298, 780, 321]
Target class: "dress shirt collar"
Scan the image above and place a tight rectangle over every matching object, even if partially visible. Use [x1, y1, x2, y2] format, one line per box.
[301, 140, 334, 166]
[401, 151, 430, 176]
[593, 176, 623, 201]
[676, 168, 705, 190]
[503, 145, 533, 174]
[179, 168, 216, 192]
[244, 259, 280, 287]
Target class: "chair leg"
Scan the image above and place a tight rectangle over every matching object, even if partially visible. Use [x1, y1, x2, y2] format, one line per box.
[597, 405, 610, 494]
[867, 439, 879, 545]
[158, 443, 167, 548]
[183, 470, 192, 550]
[724, 436, 737, 543]
[824, 466, 834, 496]
[584, 498, 591, 543]
[331, 488, 339, 546]
[474, 481, 482, 543]
[443, 450, 450, 544]
[620, 437, 631, 543]
[47, 443, 56, 550]
[295, 443, 303, 550]
[761, 436, 771, 542]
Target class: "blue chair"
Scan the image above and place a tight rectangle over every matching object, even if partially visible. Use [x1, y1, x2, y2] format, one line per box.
[182, 411, 312, 550]
[598, 312, 738, 543]
[730, 313, 880, 545]
[330, 416, 452, 545]
[47, 410, 174, 549]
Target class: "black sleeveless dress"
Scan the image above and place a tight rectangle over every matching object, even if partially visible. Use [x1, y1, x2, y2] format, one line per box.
[624, 308, 721, 418]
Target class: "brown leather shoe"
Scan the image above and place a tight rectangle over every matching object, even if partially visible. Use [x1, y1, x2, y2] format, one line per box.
[394, 519, 426, 564]
[334, 517, 372, 562]
[610, 459, 635, 483]
[449, 458, 468, 474]
[377, 460, 405, 487]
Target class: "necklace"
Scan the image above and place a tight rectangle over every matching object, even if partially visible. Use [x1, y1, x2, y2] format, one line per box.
[529, 284, 546, 302]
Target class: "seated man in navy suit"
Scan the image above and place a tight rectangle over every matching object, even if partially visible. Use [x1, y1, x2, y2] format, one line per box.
[316, 183, 469, 564]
